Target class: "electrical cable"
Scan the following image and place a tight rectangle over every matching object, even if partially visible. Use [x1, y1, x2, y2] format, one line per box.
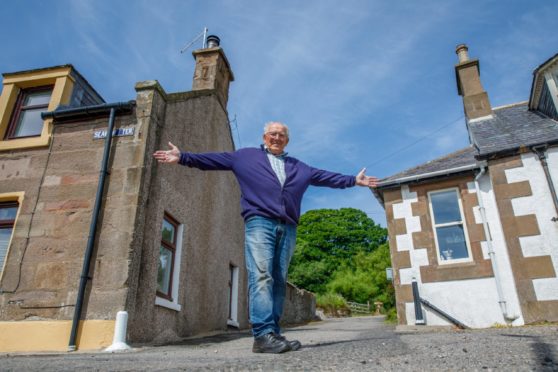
[364, 115, 465, 169]
[0, 123, 61, 294]
[229, 114, 242, 148]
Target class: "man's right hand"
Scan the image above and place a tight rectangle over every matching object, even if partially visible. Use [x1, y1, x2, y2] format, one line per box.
[153, 142, 181, 164]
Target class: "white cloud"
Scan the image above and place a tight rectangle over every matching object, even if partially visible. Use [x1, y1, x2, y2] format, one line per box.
[224, 0, 460, 167]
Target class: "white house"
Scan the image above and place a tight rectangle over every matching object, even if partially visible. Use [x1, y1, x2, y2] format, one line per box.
[374, 45, 558, 328]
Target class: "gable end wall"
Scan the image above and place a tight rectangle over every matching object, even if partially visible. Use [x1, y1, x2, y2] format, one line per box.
[489, 152, 558, 323]
[384, 175, 512, 328]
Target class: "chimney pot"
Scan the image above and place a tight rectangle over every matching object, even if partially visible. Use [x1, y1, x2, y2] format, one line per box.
[206, 35, 220, 48]
[456, 44, 470, 63]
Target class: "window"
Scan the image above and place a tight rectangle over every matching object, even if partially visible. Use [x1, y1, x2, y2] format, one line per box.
[538, 81, 558, 120]
[428, 188, 472, 264]
[0, 201, 19, 276]
[6, 86, 52, 139]
[157, 213, 178, 300]
[155, 212, 183, 311]
[0, 66, 79, 150]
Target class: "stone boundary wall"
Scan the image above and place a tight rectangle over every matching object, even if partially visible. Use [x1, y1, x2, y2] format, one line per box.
[282, 282, 316, 326]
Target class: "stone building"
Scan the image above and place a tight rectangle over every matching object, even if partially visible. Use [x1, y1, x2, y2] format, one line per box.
[0, 38, 314, 352]
[374, 46, 558, 328]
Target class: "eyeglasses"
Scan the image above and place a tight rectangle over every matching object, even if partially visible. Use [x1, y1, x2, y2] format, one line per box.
[265, 131, 287, 139]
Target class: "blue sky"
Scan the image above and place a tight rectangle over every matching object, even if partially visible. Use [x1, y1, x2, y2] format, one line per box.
[2, 0, 557, 226]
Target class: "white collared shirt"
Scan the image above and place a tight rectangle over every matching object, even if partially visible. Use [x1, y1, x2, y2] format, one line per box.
[264, 146, 287, 187]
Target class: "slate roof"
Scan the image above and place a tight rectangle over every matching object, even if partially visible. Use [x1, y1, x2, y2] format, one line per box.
[3, 64, 105, 105]
[469, 102, 558, 157]
[377, 146, 479, 188]
[376, 102, 558, 191]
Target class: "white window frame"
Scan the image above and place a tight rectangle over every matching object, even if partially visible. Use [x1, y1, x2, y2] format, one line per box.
[155, 222, 183, 312]
[544, 70, 558, 112]
[428, 187, 473, 265]
[227, 264, 240, 328]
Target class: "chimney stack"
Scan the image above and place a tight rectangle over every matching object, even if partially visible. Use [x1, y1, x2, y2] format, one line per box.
[454, 44, 492, 120]
[192, 35, 235, 108]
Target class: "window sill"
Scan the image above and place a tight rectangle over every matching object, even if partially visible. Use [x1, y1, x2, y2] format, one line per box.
[227, 319, 239, 328]
[436, 260, 476, 268]
[155, 296, 182, 312]
[0, 128, 51, 151]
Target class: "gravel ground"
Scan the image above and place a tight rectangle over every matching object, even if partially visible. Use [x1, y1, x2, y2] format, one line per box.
[2, 316, 558, 371]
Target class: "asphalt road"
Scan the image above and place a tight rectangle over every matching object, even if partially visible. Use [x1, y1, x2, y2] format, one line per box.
[2, 316, 558, 371]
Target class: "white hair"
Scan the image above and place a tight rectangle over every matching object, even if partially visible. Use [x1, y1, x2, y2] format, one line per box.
[264, 121, 289, 138]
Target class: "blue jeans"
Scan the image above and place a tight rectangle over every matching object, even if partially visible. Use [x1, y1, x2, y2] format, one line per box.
[244, 216, 297, 338]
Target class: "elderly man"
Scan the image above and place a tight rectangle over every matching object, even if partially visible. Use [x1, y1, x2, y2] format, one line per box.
[153, 122, 378, 353]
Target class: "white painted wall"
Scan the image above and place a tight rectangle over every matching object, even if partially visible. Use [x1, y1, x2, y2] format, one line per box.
[393, 176, 526, 328]
[505, 151, 558, 301]
[399, 248, 428, 285]
[393, 185, 420, 254]
[393, 148, 558, 327]
[406, 278, 504, 328]
[469, 175, 524, 325]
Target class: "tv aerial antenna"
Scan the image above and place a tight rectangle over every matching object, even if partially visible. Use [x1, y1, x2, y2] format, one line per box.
[180, 27, 208, 53]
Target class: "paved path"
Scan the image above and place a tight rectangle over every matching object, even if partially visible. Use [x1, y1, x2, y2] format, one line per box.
[2, 316, 558, 371]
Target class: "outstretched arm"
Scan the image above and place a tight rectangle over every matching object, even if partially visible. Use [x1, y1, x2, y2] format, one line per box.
[153, 142, 180, 164]
[355, 168, 379, 188]
[153, 141, 234, 170]
[310, 166, 378, 189]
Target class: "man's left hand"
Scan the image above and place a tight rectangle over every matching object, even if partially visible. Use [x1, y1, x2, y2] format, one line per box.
[355, 168, 379, 188]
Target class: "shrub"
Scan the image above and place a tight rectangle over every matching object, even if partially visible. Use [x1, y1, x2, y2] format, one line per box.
[385, 307, 398, 323]
[316, 293, 351, 317]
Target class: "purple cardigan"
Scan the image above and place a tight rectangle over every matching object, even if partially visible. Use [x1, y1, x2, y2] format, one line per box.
[179, 146, 356, 225]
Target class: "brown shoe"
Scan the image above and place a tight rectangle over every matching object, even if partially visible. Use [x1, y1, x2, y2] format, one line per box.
[252, 333, 291, 353]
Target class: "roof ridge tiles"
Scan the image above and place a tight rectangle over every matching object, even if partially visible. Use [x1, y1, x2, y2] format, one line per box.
[492, 101, 528, 111]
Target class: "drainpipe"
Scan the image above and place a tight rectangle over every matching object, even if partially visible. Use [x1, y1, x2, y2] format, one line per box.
[42, 101, 134, 351]
[474, 167, 518, 322]
[532, 145, 558, 222]
[411, 278, 425, 325]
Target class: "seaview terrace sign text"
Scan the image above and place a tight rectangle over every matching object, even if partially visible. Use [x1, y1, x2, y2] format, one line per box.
[93, 126, 135, 139]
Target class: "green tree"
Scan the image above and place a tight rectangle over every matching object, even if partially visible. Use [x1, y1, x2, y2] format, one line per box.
[327, 243, 395, 309]
[288, 208, 387, 294]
